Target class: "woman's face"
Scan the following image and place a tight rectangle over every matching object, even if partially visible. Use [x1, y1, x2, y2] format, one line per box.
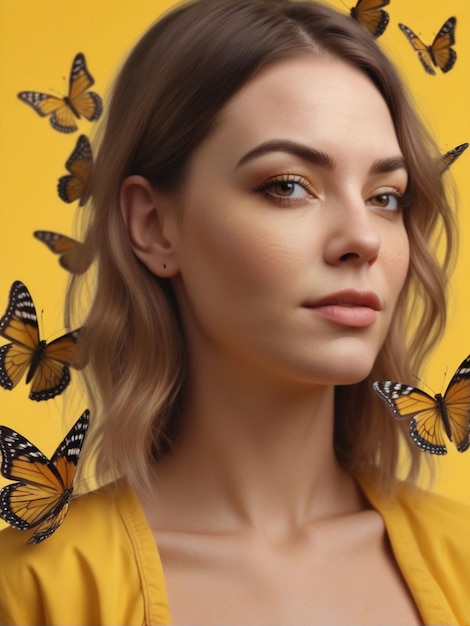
[169, 55, 410, 386]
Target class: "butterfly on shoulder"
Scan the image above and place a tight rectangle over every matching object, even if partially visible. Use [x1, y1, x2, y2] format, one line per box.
[373, 354, 470, 454]
[0, 410, 89, 544]
[398, 17, 457, 75]
[350, 0, 390, 38]
[0, 281, 84, 401]
[33, 231, 92, 275]
[58, 134, 93, 205]
[17, 53, 102, 133]
[439, 142, 469, 175]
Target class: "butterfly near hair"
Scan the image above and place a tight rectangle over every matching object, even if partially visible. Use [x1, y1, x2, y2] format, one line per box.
[17, 53, 102, 133]
[398, 17, 457, 75]
[0, 281, 84, 401]
[373, 354, 470, 454]
[58, 134, 93, 205]
[0, 410, 89, 544]
[439, 143, 469, 175]
[34, 231, 92, 275]
[350, 0, 389, 38]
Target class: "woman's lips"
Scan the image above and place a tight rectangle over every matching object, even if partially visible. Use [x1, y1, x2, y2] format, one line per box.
[303, 290, 381, 328]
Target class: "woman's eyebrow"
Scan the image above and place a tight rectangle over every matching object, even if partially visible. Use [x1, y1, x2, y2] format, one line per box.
[369, 157, 407, 176]
[236, 140, 335, 170]
[236, 140, 407, 177]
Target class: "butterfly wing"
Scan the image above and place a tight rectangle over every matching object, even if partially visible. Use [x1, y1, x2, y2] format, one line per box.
[350, 0, 389, 38]
[50, 409, 90, 497]
[28, 503, 71, 544]
[439, 143, 469, 174]
[57, 134, 93, 205]
[429, 17, 457, 73]
[29, 329, 82, 402]
[67, 53, 103, 123]
[398, 23, 436, 75]
[17, 90, 78, 133]
[33, 231, 92, 275]
[442, 354, 470, 452]
[0, 281, 39, 391]
[372, 381, 448, 454]
[0, 344, 31, 389]
[0, 410, 89, 543]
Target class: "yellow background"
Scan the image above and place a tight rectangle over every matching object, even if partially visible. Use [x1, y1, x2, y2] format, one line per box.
[0, 0, 469, 528]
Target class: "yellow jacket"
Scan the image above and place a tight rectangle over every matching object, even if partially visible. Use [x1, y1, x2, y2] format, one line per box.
[0, 477, 469, 625]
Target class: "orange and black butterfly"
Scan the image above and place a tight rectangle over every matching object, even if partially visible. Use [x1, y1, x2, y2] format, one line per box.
[0, 410, 89, 544]
[350, 0, 389, 38]
[398, 17, 457, 75]
[58, 134, 93, 205]
[373, 354, 470, 454]
[33, 231, 92, 275]
[18, 53, 102, 133]
[439, 143, 469, 175]
[0, 281, 82, 401]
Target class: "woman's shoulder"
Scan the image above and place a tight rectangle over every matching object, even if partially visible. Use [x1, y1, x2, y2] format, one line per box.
[393, 479, 470, 534]
[359, 473, 470, 534]
[0, 480, 153, 625]
[359, 475, 470, 624]
[362, 475, 470, 552]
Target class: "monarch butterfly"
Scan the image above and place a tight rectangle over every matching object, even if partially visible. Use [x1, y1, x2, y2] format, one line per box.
[0, 410, 89, 544]
[0, 281, 83, 401]
[33, 231, 92, 275]
[373, 354, 470, 454]
[350, 0, 389, 38]
[17, 53, 102, 133]
[439, 143, 469, 175]
[58, 134, 93, 205]
[398, 17, 457, 75]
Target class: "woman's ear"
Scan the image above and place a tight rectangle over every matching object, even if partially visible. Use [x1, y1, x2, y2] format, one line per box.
[120, 175, 179, 277]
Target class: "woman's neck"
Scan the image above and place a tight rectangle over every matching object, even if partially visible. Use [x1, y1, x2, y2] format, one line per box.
[140, 354, 365, 541]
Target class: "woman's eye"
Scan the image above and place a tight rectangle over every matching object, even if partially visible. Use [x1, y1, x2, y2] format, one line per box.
[256, 176, 312, 202]
[368, 192, 402, 211]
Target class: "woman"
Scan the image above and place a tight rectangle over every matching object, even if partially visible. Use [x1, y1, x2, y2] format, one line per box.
[1, 0, 469, 624]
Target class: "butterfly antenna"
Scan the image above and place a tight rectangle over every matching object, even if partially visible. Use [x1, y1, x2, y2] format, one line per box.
[412, 375, 435, 395]
[39, 308, 46, 339]
[440, 367, 449, 395]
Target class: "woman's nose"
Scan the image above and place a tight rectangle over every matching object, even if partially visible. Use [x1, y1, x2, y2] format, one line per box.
[323, 199, 381, 267]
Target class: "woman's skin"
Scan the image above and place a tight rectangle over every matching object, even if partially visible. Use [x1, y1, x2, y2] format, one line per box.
[122, 55, 420, 624]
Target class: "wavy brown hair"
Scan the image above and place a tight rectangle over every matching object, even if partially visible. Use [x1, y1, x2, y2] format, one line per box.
[68, 0, 456, 493]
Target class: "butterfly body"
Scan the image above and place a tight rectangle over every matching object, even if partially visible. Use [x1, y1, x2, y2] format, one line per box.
[18, 53, 102, 133]
[434, 392, 451, 438]
[373, 354, 470, 454]
[350, 0, 389, 38]
[24, 339, 47, 384]
[0, 410, 89, 543]
[63, 95, 84, 120]
[398, 17, 457, 75]
[0, 281, 81, 401]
